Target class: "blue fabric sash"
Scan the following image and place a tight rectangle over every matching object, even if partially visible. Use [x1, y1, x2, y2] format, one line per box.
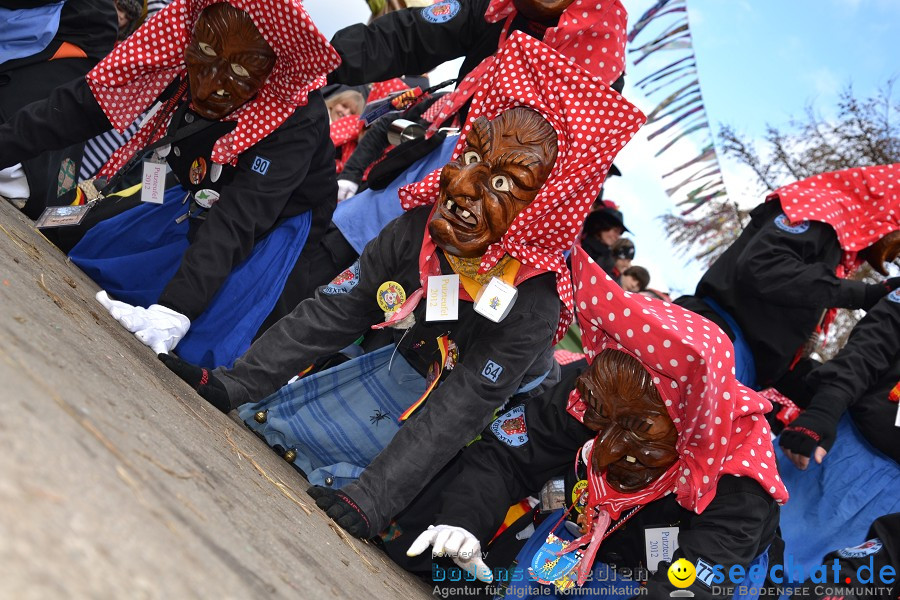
[69, 185, 312, 368]
[776, 415, 900, 577]
[0, 2, 63, 64]
[701, 296, 758, 390]
[332, 134, 459, 254]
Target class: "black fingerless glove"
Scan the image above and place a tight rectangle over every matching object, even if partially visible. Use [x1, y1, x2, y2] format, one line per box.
[158, 353, 232, 413]
[862, 277, 900, 311]
[307, 486, 372, 538]
[778, 400, 842, 458]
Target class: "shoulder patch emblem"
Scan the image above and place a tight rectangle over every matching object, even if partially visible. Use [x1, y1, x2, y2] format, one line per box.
[491, 405, 528, 447]
[322, 260, 361, 295]
[421, 0, 460, 23]
[774, 213, 810, 234]
[887, 289, 900, 304]
[838, 538, 883, 559]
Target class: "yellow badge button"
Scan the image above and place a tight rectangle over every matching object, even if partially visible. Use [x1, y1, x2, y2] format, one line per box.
[571, 480, 588, 513]
[667, 558, 696, 588]
[377, 281, 406, 313]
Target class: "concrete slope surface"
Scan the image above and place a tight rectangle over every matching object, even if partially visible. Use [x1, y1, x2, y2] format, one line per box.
[0, 200, 431, 600]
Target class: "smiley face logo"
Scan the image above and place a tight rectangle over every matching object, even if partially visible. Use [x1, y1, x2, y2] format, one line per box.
[667, 559, 696, 589]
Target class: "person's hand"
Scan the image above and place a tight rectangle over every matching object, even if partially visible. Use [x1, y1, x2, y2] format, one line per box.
[157, 353, 232, 413]
[779, 403, 839, 470]
[407, 525, 493, 583]
[337, 179, 359, 201]
[862, 277, 900, 310]
[307, 486, 372, 538]
[96, 290, 190, 354]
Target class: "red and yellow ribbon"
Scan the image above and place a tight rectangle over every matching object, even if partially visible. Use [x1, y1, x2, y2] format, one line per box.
[399, 334, 450, 421]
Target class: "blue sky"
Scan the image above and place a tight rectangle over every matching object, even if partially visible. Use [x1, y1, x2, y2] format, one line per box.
[305, 0, 900, 295]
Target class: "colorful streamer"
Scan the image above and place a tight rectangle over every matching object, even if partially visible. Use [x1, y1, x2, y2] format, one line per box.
[628, 0, 729, 212]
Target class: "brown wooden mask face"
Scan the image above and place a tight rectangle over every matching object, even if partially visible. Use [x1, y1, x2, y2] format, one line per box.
[428, 107, 558, 258]
[512, 0, 576, 22]
[865, 230, 900, 276]
[576, 349, 679, 493]
[184, 3, 276, 120]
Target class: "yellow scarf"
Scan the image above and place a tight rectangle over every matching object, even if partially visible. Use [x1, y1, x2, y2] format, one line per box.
[444, 252, 520, 300]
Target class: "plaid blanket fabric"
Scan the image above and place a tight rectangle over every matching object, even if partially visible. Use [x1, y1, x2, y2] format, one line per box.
[238, 344, 426, 488]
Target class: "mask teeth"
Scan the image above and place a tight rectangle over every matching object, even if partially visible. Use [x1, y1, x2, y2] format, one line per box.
[625, 455, 637, 464]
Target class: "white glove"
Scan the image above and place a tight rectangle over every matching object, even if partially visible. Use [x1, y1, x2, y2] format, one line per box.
[406, 525, 493, 583]
[337, 179, 359, 201]
[96, 290, 190, 354]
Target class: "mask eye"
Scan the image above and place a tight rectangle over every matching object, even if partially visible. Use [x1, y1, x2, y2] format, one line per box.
[197, 42, 217, 57]
[463, 151, 481, 165]
[230, 63, 250, 77]
[491, 175, 511, 192]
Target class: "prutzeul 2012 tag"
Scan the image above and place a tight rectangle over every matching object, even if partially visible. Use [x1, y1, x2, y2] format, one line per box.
[141, 158, 166, 204]
[425, 274, 458, 321]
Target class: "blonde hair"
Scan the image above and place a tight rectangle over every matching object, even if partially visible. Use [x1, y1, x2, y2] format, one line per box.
[326, 90, 365, 122]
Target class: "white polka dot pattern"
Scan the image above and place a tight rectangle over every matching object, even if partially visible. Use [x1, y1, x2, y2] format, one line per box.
[400, 31, 646, 343]
[426, 0, 627, 132]
[566, 247, 789, 518]
[86, 0, 341, 176]
[767, 164, 900, 256]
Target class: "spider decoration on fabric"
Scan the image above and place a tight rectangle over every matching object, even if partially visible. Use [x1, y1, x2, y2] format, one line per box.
[370, 409, 390, 425]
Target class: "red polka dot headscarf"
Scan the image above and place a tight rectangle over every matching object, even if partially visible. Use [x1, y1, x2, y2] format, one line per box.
[86, 0, 340, 176]
[400, 31, 646, 342]
[767, 164, 900, 261]
[426, 0, 627, 130]
[562, 247, 788, 584]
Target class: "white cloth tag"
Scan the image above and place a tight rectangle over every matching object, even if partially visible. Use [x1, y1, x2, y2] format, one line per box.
[425, 274, 459, 321]
[894, 402, 900, 428]
[644, 526, 680, 572]
[141, 160, 166, 204]
[474, 277, 518, 322]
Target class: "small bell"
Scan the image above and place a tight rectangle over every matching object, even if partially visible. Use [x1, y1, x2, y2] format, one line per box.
[283, 449, 297, 463]
[253, 410, 268, 424]
[325, 476, 334, 486]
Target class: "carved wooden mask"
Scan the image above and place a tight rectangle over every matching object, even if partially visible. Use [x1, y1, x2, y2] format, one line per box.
[866, 230, 900, 276]
[184, 3, 277, 120]
[429, 107, 558, 258]
[576, 349, 679, 493]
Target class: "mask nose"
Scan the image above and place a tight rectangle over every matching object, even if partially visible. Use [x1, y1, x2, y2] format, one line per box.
[445, 163, 485, 207]
[593, 425, 629, 470]
[193, 61, 227, 101]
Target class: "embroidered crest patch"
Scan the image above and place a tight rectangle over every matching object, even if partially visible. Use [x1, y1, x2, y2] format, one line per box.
[421, 0, 460, 23]
[888, 289, 900, 304]
[774, 213, 810, 234]
[491, 405, 528, 446]
[838, 538, 883, 558]
[322, 260, 361, 295]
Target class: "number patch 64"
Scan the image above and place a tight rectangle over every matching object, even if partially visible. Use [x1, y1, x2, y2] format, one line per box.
[482, 360, 504, 382]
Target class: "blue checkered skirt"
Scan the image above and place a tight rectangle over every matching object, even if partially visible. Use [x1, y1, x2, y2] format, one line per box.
[237, 344, 426, 488]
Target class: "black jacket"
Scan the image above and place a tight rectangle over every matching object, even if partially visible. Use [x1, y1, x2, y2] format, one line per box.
[676, 201, 870, 388]
[329, 0, 546, 89]
[0, 77, 337, 320]
[217, 205, 562, 532]
[807, 293, 900, 462]
[406, 366, 781, 599]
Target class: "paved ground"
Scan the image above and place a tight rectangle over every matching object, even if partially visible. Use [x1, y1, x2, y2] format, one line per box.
[0, 199, 432, 600]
